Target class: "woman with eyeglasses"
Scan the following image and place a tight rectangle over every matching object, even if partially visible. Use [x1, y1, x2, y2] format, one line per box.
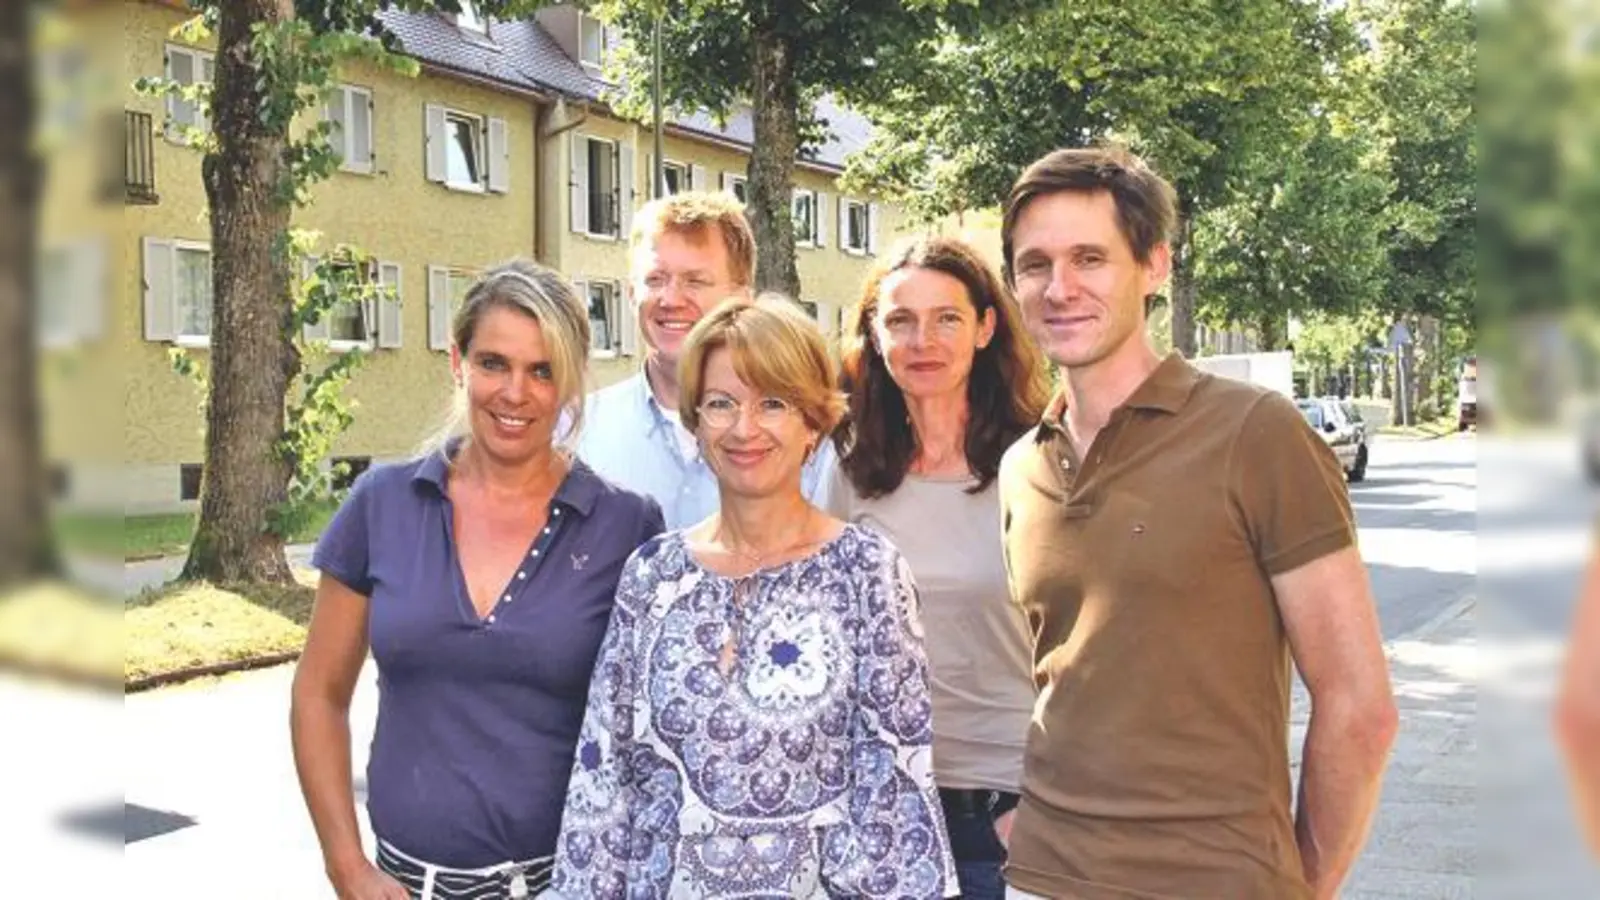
[825, 236, 1050, 900]
[549, 297, 957, 899]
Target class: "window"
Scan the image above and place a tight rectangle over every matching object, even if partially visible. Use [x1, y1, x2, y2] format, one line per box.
[425, 105, 507, 193]
[445, 111, 483, 188]
[37, 245, 73, 347]
[586, 137, 619, 237]
[327, 84, 373, 174]
[724, 173, 748, 204]
[660, 160, 688, 197]
[792, 190, 819, 245]
[174, 244, 212, 340]
[180, 464, 203, 502]
[586, 281, 619, 352]
[456, 2, 486, 33]
[842, 199, 871, 254]
[164, 44, 214, 141]
[579, 14, 608, 67]
[428, 265, 480, 350]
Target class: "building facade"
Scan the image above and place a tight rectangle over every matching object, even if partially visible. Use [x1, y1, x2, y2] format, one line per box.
[72, 1, 913, 512]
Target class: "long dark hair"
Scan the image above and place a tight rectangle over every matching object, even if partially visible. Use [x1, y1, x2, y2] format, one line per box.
[834, 236, 1050, 499]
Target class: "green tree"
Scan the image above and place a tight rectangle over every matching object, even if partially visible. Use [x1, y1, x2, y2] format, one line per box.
[845, 0, 1357, 356]
[592, 0, 1044, 299]
[138, 1, 535, 585]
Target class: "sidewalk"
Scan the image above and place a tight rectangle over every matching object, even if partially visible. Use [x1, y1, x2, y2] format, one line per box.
[1291, 599, 1476, 899]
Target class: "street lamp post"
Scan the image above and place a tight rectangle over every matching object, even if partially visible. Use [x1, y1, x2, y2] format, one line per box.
[652, 10, 663, 198]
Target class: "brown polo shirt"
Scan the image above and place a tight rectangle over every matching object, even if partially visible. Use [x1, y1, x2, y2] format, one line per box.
[998, 353, 1355, 900]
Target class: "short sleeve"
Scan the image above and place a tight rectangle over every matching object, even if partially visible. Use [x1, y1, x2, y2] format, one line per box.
[311, 468, 378, 595]
[1229, 392, 1356, 575]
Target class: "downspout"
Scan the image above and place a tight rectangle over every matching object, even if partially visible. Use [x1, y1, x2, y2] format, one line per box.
[536, 96, 592, 265]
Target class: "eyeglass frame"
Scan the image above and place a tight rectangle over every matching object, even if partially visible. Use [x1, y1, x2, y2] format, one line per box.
[695, 391, 800, 430]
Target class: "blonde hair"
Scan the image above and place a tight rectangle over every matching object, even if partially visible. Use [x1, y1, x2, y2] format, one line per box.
[677, 294, 845, 436]
[421, 259, 591, 457]
[630, 191, 756, 288]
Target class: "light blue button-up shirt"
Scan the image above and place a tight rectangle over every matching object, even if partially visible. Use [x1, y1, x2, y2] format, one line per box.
[575, 372, 836, 530]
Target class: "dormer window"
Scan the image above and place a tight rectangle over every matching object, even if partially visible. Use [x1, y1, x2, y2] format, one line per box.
[579, 14, 608, 67]
[456, 2, 487, 34]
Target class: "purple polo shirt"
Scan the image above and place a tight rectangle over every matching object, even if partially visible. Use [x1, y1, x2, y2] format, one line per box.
[312, 448, 664, 868]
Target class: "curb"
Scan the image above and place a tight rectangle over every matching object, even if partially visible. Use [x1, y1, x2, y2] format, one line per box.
[125, 649, 302, 694]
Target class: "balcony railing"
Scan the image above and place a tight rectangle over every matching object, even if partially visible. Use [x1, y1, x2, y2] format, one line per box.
[124, 110, 158, 205]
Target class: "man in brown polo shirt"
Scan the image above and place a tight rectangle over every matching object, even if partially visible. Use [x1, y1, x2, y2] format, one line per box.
[995, 146, 1399, 900]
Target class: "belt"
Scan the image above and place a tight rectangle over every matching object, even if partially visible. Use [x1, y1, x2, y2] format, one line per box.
[375, 838, 553, 899]
[939, 787, 1020, 818]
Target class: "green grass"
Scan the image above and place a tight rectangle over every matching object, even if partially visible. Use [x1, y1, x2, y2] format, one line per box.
[1378, 416, 1459, 439]
[54, 500, 339, 562]
[124, 572, 318, 686]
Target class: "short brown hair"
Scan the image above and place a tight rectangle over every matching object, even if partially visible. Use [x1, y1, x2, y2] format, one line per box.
[630, 191, 757, 287]
[1001, 145, 1178, 285]
[835, 236, 1050, 498]
[677, 295, 845, 436]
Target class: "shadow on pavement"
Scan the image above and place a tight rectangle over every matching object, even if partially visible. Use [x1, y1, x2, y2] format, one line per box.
[1355, 505, 1476, 534]
[123, 803, 198, 844]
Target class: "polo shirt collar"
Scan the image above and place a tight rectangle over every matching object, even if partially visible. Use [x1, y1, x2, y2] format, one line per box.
[411, 439, 603, 517]
[633, 368, 677, 438]
[1036, 352, 1202, 440]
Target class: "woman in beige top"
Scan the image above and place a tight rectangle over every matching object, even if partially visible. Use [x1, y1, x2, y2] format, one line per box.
[825, 236, 1050, 899]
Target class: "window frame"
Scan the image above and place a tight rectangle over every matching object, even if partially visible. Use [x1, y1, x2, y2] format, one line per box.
[323, 256, 379, 352]
[582, 135, 620, 240]
[442, 108, 487, 193]
[328, 83, 374, 175]
[163, 43, 215, 144]
[842, 198, 870, 255]
[792, 189, 819, 247]
[726, 174, 748, 205]
[171, 239, 213, 346]
[579, 14, 608, 68]
[660, 159, 689, 198]
[584, 280, 623, 358]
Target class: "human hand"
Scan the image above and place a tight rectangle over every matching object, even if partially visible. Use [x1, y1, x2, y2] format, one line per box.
[331, 860, 410, 900]
[994, 809, 1017, 849]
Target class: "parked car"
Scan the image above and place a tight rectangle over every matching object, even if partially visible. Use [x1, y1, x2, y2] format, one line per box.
[1296, 397, 1370, 483]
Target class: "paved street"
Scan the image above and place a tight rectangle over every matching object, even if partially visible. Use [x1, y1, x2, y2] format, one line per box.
[100, 434, 1495, 896]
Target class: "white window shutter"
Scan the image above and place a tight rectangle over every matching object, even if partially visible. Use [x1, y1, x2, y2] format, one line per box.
[839, 199, 851, 252]
[815, 192, 829, 247]
[571, 277, 592, 347]
[141, 236, 176, 342]
[868, 203, 880, 254]
[350, 88, 374, 173]
[428, 265, 451, 351]
[691, 164, 708, 193]
[569, 133, 589, 234]
[721, 171, 732, 194]
[302, 256, 330, 342]
[377, 261, 403, 349]
[424, 104, 447, 183]
[325, 93, 345, 164]
[73, 237, 106, 342]
[487, 116, 509, 193]
[618, 285, 639, 356]
[619, 143, 636, 238]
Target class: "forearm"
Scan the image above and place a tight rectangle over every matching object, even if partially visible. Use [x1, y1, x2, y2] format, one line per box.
[1556, 687, 1600, 854]
[1294, 704, 1396, 898]
[290, 693, 367, 878]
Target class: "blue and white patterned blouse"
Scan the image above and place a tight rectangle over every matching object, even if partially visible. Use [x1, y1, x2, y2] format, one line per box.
[550, 523, 958, 899]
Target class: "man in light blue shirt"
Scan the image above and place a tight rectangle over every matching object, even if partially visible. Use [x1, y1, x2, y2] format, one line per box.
[577, 192, 833, 529]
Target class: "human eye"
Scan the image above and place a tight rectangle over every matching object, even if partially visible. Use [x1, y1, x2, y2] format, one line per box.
[475, 354, 506, 371]
[643, 273, 669, 291]
[703, 395, 737, 412]
[757, 397, 791, 416]
[1015, 256, 1049, 277]
[531, 362, 555, 381]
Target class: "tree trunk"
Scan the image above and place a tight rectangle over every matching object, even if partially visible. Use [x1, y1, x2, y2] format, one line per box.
[747, 29, 801, 299]
[182, 0, 298, 585]
[1168, 205, 1197, 358]
[0, 3, 55, 585]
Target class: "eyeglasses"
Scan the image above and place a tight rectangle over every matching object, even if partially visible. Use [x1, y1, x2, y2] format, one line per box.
[640, 271, 724, 299]
[697, 393, 796, 430]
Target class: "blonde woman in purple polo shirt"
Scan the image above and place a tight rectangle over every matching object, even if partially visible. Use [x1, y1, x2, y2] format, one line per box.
[291, 260, 664, 900]
[550, 298, 957, 899]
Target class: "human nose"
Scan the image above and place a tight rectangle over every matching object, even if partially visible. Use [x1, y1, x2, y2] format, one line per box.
[500, 370, 529, 403]
[1044, 261, 1080, 306]
[728, 402, 762, 436]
